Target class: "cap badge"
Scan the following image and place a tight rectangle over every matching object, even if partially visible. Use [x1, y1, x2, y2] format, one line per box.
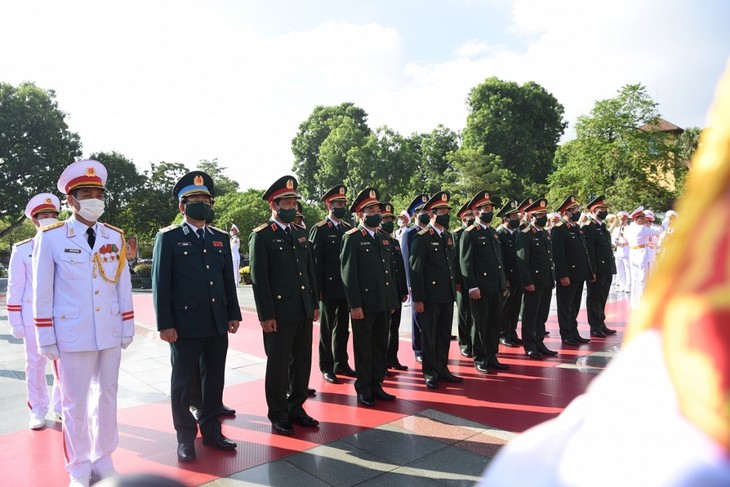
[45, 197, 52, 204]
[510, 201, 516, 208]
[484, 192, 489, 199]
[194, 175, 204, 186]
[286, 179, 294, 189]
[421, 195, 427, 202]
[369, 189, 376, 198]
[339, 187, 346, 194]
[540, 200, 546, 207]
[441, 193, 448, 202]
[85, 166, 96, 177]
[570, 196, 576, 203]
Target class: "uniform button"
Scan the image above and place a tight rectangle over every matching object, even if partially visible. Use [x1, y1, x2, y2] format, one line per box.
[366, 249, 369, 252]
[301, 285, 305, 290]
[95, 307, 100, 311]
[277, 295, 282, 300]
[60, 314, 66, 319]
[206, 265, 210, 269]
[432, 281, 436, 285]
[279, 247, 283, 250]
[483, 272, 487, 276]
[184, 251, 188, 255]
[184, 306, 188, 310]
[386, 282, 389, 285]
[211, 298, 216, 303]
[498, 265, 502, 269]
[535, 270, 539, 273]
[95, 290, 99, 295]
[364, 288, 369, 292]
[328, 277, 332, 280]
[203, 249, 207, 253]
[210, 281, 214, 285]
[299, 272, 303, 276]
[385, 270, 389, 274]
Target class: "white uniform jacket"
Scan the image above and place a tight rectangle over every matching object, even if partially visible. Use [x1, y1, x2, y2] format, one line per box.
[624, 223, 663, 267]
[611, 225, 629, 259]
[6, 238, 35, 328]
[32, 218, 135, 352]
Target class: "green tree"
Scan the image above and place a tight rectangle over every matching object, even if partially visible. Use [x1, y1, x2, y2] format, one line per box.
[292, 103, 371, 200]
[548, 84, 676, 211]
[408, 125, 460, 195]
[0, 82, 82, 238]
[212, 189, 269, 248]
[444, 146, 519, 204]
[89, 151, 145, 228]
[196, 158, 240, 196]
[462, 77, 566, 195]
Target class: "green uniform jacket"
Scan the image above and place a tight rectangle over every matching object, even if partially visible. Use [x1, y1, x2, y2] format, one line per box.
[249, 220, 318, 323]
[583, 218, 617, 277]
[309, 218, 351, 300]
[452, 226, 468, 290]
[459, 224, 507, 293]
[496, 224, 521, 287]
[387, 233, 408, 299]
[340, 226, 399, 313]
[516, 225, 555, 289]
[409, 225, 457, 304]
[550, 221, 593, 281]
[152, 223, 242, 337]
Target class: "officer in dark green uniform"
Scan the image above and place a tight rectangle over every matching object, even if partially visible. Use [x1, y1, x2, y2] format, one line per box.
[249, 175, 320, 436]
[340, 188, 399, 407]
[459, 190, 508, 374]
[379, 202, 409, 371]
[152, 171, 242, 462]
[496, 200, 523, 347]
[551, 195, 594, 346]
[453, 203, 475, 357]
[516, 198, 558, 359]
[309, 184, 355, 383]
[583, 195, 618, 337]
[409, 191, 462, 389]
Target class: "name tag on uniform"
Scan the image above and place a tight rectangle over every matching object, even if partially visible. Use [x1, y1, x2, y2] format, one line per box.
[382, 239, 389, 245]
[298, 236, 307, 243]
[272, 238, 285, 243]
[177, 242, 191, 247]
[64, 248, 81, 253]
[212, 240, 224, 247]
[360, 241, 372, 246]
[430, 242, 439, 246]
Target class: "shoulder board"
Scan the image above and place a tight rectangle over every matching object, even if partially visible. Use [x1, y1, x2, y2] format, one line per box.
[208, 225, 227, 234]
[315, 219, 328, 228]
[160, 224, 179, 233]
[465, 224, 478, 232]
[41, 221, 65, 232]
[345, 227, 359, 235]
[554, 221, 564, 227]
[253, 223, 270, 233]
[418, 227, 430, 236]
[292, 223, 305, 230]
[521, 226, 533, 234]
[340, 220, 351, 228]
[102, 222, 125, 234]
[14, 237, 33, 246]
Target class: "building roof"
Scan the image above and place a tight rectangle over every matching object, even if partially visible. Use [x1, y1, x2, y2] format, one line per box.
[639, 117, 684, 134]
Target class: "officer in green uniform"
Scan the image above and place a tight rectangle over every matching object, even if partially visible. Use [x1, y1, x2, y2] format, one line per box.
[309, 184, 355, 383]
[459, 190, 508, 374]
[496, 199, 523, 347]
[409, 191, 463, 389]
[453, 203, 475, 357]
[340, 188, 399, 407]
[551, 195, 594, 346]
[516, 198, 558, 359]
[249, 175, 320, 436]
[583, 195, 618, 337]
[379, 202, 409, 371]
[152, 171, 242, 462]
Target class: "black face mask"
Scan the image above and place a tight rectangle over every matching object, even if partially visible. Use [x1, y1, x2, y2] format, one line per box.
[417, 213, 430, 225]
[364, 213, 382, 228]
[380, 221, 395, 234]
[185, 202, 212, 221]
[277, 208, 297, 224]
[596, 210, 608, 220]
[205, 209, 216, 224]
[332, 207, 348, 219]
[466, 218, 475, 227]
[435, 214, 450, 228]
[479, 211, 494, 224]
[534, 216, 548, 227]
[508, 219, 520, 229]
[569, 212, 581, 222]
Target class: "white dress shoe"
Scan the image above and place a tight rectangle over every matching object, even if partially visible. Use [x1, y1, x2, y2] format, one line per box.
[28, 416, 46, 430]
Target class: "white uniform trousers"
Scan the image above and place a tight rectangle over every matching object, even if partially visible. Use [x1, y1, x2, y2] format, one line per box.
[232, 255, 241, 286]
[22, 324, 61, 419]
[615, 255, 631, 292]
[630, 263, 649, 310]
[58, 347, 121, 479]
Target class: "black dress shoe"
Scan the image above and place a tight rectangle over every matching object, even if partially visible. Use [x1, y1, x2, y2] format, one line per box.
[475, 363, 490, 374]
[373, 389, 396, 401]
[488, 359, 509, 370]
[450, 335, 457, 340]
[177, 442, 196, 462]
[526, 351, 544, 360]
[561, 338, 580, 346]
[499, 337, 516, 347]
[425, 379, 439, 390]
[590, 330, 607, 338]
[202, 433, 237, 451]
[308, 388, 317, 396]
[544, 331, 550, 336]
[357, 394, 375, 407]
[271, 421, 294, 436]
[538, 346, 558, 356]
[335, 365, 357, 377]
[322, 371, 340, 383]
[602, 327, 617, 335]
[573, 335, 590, 344]
[460, 348, 473, 358]
[387, 362, 408, 371]
[439, 372, 464, 383]
[512, 335, 524, 345]
[218, 404, 236, 417]
[385, 370, 395, 377]
[291, 413, 319, 427]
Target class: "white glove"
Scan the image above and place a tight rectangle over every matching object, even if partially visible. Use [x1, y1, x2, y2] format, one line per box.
[121, 336, 133, 349]
[40, 344, 60, 361]
[11, 326, 25, 339]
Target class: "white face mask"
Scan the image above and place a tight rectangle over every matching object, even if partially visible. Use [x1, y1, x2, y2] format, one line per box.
[38, 217, 58, 227]
[397, 218, 405, 227]
[75, 197, 105, 222]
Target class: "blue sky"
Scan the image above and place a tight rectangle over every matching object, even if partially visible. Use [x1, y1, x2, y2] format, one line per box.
[2, 0, 729, 191]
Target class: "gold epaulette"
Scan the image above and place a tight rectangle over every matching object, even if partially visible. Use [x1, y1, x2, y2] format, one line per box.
[554, 221, 564, 227]
[345, 227, 359, 235]
[14, 237, 33, 246]
[253, 223, 269, 233]
[418, 227, 431, 236]
[41, 221, 65, 232]
[315, 219, 328, 228]
[160, 224, 178, 233]
[522, 226, 533, 234]
[465, 224, 478, 232]
[102, 222, 125, 234]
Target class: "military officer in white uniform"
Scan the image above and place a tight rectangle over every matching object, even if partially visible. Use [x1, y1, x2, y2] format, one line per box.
[624, 207, 663, 309]
[230, 224, 241, 286]
[33, 160, 135, 487]
[7, 193, 63, 429]
[611, 210, 631, 293]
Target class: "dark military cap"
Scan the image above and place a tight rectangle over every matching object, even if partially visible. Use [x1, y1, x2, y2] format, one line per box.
[586, 194, 607, 210]
[517, 197, 535, 212]
[555, 194, 580, 213]
[173, 171, 215, 200]
[322, 184, 348, 204]
[350, 187, 380, 214]
[497, 199, 519, 218]
[424, 191, 452, 212]
[524, 197, 549, 214]
[456, 202, 473, 219]
[406, 194, 429, 215]
[467, 190, 495, 211]
[262, 175, 299, 203]
[380, 202, 395, 218]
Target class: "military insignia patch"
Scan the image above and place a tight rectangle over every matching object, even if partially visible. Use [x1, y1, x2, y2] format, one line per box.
[86, 166, 96, 177]
[286, 179, 294, 189]
[213, 240, 223, 247]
